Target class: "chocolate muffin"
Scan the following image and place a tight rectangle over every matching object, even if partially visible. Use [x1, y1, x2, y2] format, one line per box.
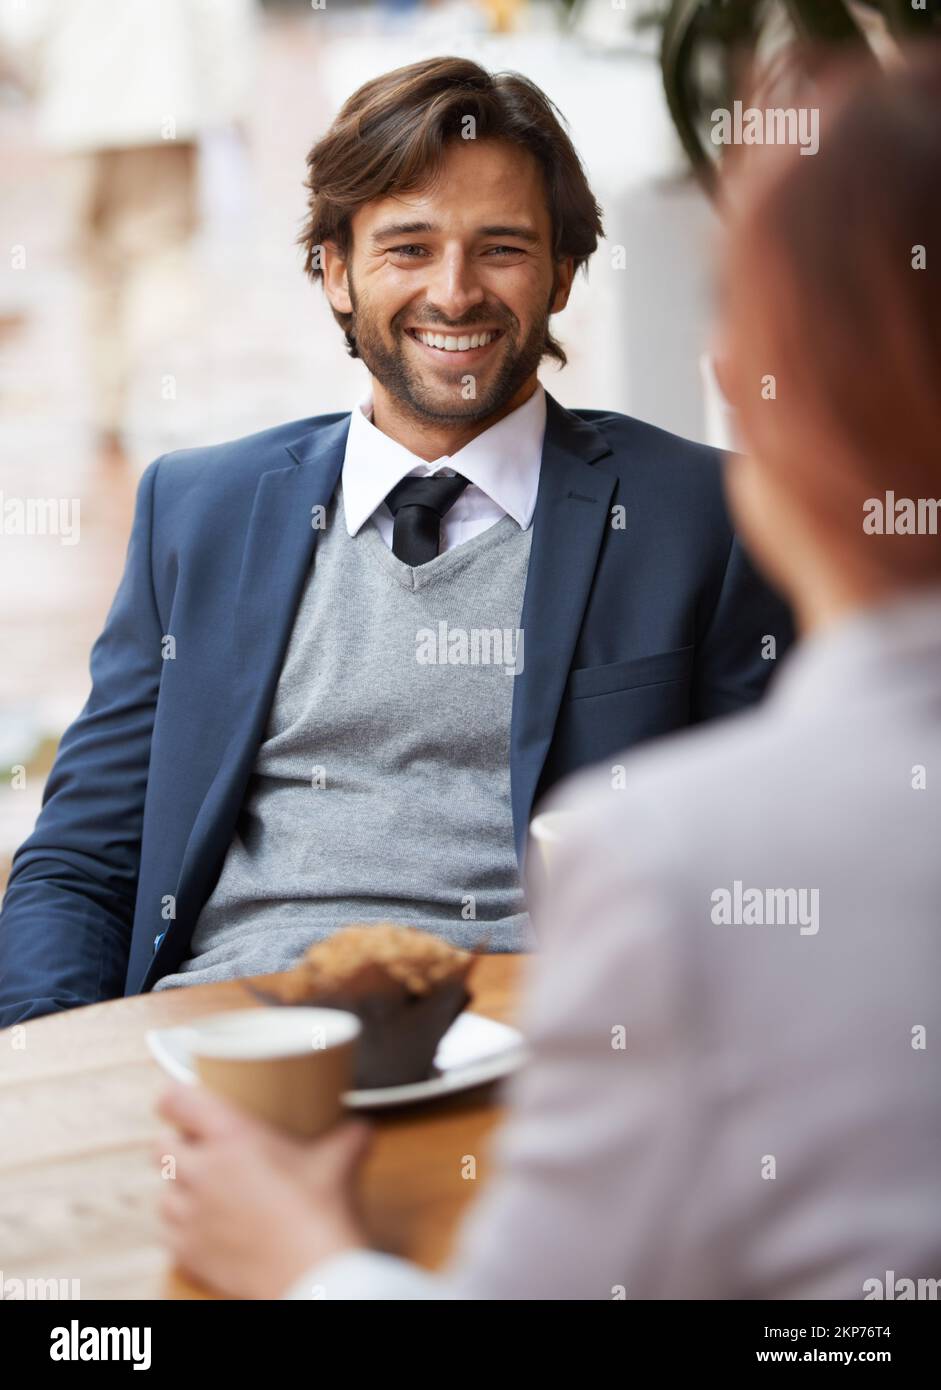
[276, 924, 475, 1089]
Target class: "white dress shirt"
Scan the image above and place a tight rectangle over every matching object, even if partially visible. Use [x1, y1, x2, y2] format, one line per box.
[341, 383, 546, 552]
[284, 586, 941, 1300]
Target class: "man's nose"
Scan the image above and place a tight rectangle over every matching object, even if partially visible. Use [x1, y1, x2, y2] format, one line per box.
[424, 248, 486, 322]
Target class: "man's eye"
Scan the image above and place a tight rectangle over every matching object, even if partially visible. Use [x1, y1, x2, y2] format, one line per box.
[389, 245, 428, 258]
[484, 246, 525, 257]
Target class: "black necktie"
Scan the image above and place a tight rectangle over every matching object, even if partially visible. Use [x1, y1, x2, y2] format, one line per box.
[384, 472, 470, 566]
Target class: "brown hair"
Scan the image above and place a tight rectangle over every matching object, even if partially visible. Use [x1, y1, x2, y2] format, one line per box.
[723, 46, 941, 584]
[297, 57, 604, 363]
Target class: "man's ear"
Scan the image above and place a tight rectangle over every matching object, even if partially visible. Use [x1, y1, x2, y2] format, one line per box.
[322, 241, 353, 315]
[550, 257, 576, 314]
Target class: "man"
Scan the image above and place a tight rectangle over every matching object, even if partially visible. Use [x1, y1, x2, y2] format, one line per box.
[155, 52, 941, 1301]
[0, 57, 789, 1025]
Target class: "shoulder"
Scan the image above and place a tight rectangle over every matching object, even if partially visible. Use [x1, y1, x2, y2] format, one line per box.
[545, 400, 739, 581]
[562, 402, 722, 473]
[551, 399, 728, 522]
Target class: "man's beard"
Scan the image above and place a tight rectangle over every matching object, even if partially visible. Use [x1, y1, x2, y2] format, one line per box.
[347, 276, 555, 424]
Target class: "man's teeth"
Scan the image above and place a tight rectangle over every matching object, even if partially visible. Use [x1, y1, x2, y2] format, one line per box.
[414, 330, 498, 351]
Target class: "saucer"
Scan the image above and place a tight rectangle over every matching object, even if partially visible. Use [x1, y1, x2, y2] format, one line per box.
[146, 1011, 527, 1109]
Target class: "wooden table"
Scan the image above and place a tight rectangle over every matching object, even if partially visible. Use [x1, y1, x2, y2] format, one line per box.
[0, 955, 526, 1298]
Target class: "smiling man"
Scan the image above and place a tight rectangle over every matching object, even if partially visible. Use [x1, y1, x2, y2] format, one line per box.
[0, 58, 791, 1022]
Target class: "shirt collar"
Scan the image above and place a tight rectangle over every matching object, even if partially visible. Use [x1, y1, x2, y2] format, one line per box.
[341, 382, 546, 537]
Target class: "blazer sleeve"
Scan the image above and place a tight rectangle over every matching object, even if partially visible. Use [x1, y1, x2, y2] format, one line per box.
[0, 459, 166, 1028]
[691, 534, 795, 722]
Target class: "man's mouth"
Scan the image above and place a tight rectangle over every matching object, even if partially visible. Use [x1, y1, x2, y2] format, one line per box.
[405, 327, 505, 363]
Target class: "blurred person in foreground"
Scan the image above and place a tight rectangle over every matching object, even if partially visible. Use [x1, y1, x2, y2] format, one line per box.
[155, 49, 941, 1300]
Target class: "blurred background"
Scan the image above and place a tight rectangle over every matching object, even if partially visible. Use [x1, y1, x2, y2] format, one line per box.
[0, 0, 926, 878]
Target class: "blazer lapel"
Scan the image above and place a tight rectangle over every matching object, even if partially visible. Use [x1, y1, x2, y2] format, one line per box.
[154, 416, 349, 976]
[511, 393, 616, 865]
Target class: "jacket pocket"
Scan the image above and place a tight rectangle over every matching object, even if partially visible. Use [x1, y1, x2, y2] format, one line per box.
[565, 645, 694, 701]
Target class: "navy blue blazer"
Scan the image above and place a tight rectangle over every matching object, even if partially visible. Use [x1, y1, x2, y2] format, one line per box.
[0, 394, 792, 1025]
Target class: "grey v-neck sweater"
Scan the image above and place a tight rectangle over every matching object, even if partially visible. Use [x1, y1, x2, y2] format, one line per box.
[154, 485, 535, 990]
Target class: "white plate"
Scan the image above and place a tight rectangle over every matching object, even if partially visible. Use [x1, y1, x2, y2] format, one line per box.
[146, 1011, 528, 1110]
